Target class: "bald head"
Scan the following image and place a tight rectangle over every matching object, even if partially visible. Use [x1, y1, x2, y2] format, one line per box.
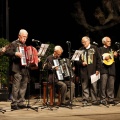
[102, 36, 111, 47]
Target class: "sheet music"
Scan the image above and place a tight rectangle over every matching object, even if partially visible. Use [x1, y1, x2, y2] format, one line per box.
[91, 73, 100, 84]
[38, 44, 49, 57]
[71, 50, 84, 61]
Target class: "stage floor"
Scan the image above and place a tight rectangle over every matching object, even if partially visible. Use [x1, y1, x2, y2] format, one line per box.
[0, 97, 120, 120]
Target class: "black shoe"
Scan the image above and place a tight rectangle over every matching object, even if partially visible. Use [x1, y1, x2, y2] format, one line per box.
[11, 105, 19, 110]
[65, 97, 69, 100]
[60, 103, 67, 107]
[82, 100, 88, 104]
[108, 101, 114, 104]
[92, 101, 100, 106]
[18, 104, 26, 109]
[108, 101, 119, 105]
[101, 100, 108, 106]
[82, 100, 91, 107]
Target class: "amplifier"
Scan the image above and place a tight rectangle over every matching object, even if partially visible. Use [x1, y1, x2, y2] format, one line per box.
[0, 89, 9, 101]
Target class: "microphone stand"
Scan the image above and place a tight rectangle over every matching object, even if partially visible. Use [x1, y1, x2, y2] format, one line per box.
[66, 42, 73, 109]
[30, 45, 44, 109]
[26, 56, 39, 112]
[30, 62, 44, 109]
[66, 42, 81, 109]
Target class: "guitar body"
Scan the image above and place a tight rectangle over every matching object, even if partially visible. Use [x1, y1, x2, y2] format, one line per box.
[102, 53, 114, 65]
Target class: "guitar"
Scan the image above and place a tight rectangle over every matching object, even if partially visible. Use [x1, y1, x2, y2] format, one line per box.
[0, 43, 12, 56]
[102, 53, 114, 65]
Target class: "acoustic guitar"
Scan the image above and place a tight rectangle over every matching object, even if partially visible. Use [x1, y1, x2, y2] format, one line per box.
[0, 43, 11, 56]
[102, 53, 114, 65]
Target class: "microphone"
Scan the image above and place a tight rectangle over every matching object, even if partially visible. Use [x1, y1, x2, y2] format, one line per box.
[115, 42, 120, 45]
[93, 41, 98, 46]
[72, 49, 75, 52]
[66, 41, 71, 44]
[32, 39, 40, 42]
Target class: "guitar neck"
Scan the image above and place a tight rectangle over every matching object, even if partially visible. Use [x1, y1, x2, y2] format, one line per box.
[0, 44, 10, 54]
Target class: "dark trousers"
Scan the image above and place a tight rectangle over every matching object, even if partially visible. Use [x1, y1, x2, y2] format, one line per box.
[56, 80, 75, 103]
[11, 72, 28, 106]
[100, 74, 115, 102]
[81, 78, 98, 102]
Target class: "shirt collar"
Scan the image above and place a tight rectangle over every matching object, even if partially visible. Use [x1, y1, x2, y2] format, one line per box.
[103, 45, 108, 48]
[86, 44, 91, 49]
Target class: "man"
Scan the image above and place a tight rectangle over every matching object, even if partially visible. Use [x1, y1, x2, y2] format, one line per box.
[99, 36, 118, 105]
[78, 36, 101, 106]
[43, 45, 75, 106]
[5, 29, 30, 110]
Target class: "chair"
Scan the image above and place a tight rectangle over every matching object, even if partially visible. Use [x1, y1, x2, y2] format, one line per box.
[43, 82, 61, 105]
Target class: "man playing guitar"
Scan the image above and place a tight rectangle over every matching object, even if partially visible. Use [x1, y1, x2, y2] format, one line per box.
[99, 36, 118, 106]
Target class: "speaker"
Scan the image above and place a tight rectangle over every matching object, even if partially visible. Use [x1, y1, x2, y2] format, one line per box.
[0, 89, 9, 101]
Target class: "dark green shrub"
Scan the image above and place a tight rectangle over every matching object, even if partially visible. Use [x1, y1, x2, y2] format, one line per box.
[0, 38, 10, 86]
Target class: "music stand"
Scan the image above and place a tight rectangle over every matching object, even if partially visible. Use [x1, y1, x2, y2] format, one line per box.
[32, 44, 50, 110]
[70, 50, 84, 108]
[71, 50, 84, 62]
[38, 44, 49, 57]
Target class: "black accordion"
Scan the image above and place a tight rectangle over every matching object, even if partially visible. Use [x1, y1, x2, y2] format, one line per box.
[53, 58, 74, 80]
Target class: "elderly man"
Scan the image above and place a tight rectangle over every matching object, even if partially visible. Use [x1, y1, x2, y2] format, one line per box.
[99, 36, 118, 106]
[43, 45, 75, 106]
[5, 29, 30, 110]
[77, 36, 101, 106]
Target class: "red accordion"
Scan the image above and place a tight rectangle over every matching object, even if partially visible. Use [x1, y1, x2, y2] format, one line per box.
[18, 46, 39, 69]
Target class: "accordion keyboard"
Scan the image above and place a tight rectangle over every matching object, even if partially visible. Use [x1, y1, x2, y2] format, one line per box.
[53, 59, 64, 80]
[19, 46, 27, 66]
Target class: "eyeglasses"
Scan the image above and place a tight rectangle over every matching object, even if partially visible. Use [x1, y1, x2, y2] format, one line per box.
[82, 40, 89, 44]
[54, 51, 62, 56]
[106, 41, 111, 42]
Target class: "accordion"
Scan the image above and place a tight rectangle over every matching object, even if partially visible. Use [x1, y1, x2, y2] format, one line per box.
[18, 46, 39, 69]
[60, 58, 74, 78]
[53, 58, 74, 80]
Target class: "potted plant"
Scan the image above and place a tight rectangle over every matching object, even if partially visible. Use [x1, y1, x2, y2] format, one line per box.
[0, 38, 10, 89]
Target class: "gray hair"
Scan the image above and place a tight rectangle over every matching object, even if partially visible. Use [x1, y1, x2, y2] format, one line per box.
[102, 36, 110, 44]
[81, 36, 90, 42]
[54, 45, 63, 52]
[19, 29, 28, 35]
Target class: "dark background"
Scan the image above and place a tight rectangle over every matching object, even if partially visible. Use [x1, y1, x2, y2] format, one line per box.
[0, 0, 120, 57]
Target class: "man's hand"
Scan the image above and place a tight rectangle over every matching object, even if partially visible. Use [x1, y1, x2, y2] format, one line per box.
[82, 61, 87, 66]
[1, 47, 6, 52]
[114, 51, 118, 57]
[15, 52, 23, 58]
[105, 55, 111, 60]
[38, 57, 41, 62]
[96, 71, 99, 75]
[52, 66, 59, 70]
